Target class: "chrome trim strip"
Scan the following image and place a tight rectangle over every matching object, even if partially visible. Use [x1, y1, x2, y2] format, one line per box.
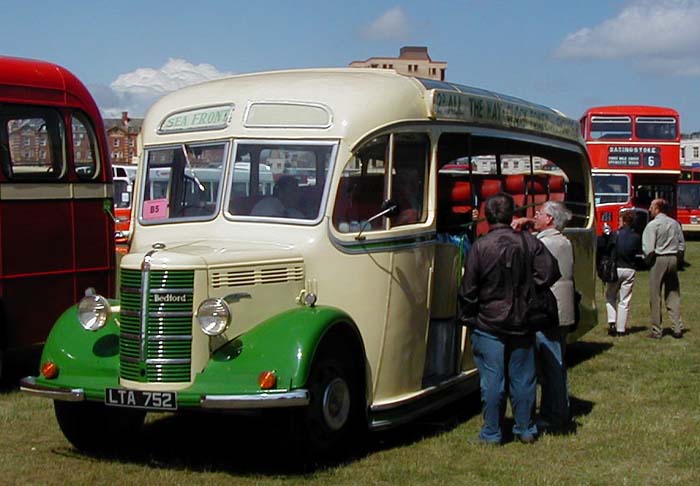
[148, 334, 192, 341]
[150, 288, 194, 294]
[586, 141, 679, 146]
[121, 332, 140, 340]
[592, 168, 680, 174]
[369, 370, 479, 430]
[145, 358, 191, 365]
[19, 377, 85, 402]
[148, 311, 193, 318]
[121, 355, 140, 363]
[200, 390, 310, 409]
[121, 309, 140, 317]
[139, 248, 161, 361]
[370, 371, 477, 412]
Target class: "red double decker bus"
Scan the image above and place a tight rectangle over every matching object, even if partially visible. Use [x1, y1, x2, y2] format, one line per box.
[0, 57, 115, 376]
[580, 106, 681, 234]
[677, 167, 700, 233]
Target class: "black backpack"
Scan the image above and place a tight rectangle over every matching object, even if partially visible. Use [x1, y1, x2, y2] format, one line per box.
[597, 233, 618, 283]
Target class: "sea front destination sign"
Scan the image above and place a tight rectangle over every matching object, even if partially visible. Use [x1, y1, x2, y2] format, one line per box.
[607, 146, 661, 167]
[429, 90, 581, 143]
[159, 104, 233, 134]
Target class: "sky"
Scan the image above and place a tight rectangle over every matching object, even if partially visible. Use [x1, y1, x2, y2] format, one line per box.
[3, 0, 700, 131]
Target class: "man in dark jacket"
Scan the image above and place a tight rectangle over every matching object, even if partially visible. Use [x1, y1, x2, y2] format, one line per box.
[459, 193, 560, 444]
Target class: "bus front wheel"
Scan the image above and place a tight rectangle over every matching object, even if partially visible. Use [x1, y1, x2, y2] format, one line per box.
[294, 349, 364, 460]
[54, 400, 145, 454]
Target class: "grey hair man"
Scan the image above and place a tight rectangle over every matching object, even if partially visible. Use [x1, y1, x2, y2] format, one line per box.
[512, 200, 575, 434]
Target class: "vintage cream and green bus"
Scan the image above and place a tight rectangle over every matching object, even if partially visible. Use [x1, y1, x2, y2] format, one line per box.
[21, 69, 596, 456]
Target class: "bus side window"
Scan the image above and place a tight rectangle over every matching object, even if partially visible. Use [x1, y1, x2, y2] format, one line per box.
[333, 135, 388, 232]
[391, 133, 429, 227]
[2, 107, 65, 180]
[72, 113, 99, 179]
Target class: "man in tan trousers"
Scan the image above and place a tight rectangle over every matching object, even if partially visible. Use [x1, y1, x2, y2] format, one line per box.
[642, 198, 685, 339]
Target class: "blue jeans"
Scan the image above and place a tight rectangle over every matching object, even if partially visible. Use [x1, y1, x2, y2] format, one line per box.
[470, 328, 537, 443]
[535, 327, 570, 427]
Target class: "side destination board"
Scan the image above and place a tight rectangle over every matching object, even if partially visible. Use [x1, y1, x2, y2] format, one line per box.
[429, 90, 581, 143]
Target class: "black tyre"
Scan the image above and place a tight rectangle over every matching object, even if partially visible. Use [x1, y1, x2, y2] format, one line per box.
[54, 400, 145, 454]
[294, 349, 365, 461]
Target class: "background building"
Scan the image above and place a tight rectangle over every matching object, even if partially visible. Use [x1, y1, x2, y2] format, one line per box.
[104, 111, 142, 165]
[350, 46, 447, 81]
[682, 133, 700, 167]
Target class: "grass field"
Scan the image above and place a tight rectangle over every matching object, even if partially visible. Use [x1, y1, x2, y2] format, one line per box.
[1, 242, 699, 485]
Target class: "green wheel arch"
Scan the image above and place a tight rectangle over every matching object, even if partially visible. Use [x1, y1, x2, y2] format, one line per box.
[187, 306, 368, 396]
[34, 303, 121, 395]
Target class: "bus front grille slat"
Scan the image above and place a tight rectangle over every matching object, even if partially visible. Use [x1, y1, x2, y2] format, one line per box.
[119, 269, 194, 383]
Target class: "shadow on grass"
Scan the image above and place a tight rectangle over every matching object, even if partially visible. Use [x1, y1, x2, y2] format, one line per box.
[566, 340, 613, 369]
[49, 392, 483, 475]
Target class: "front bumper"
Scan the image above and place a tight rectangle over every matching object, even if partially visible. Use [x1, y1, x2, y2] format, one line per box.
[20, 376, 309, 410]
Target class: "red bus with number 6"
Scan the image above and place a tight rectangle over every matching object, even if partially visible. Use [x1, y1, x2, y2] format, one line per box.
[580, 106, 681, 235]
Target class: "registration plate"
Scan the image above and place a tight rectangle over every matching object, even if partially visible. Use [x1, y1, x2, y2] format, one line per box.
[105, 388, 177, 411]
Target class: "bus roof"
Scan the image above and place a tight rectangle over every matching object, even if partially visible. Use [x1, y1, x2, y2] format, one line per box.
[142, 68, 582, 147]
[0, 56, 102, 120]
[583, 105, 679, 118]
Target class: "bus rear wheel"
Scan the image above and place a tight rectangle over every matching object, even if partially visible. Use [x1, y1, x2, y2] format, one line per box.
[54, 400, 145, 454]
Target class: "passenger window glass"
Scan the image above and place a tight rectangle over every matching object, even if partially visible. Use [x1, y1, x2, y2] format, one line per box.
[590, 116, 632, 140]
[437, 133, 589, 234]
[228, 142, 334, 221]
[594, 174, 630, 205]
[72, 114, 99, 179]
[1, 106, 65, 180]
[141, 142, 226, 222]
[333, 135, 388, 232]
[391, 133, 429, 227]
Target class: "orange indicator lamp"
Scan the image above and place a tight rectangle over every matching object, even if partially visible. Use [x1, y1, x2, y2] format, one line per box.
[41, 361, 59, 379]
[258, 370, 277, 390]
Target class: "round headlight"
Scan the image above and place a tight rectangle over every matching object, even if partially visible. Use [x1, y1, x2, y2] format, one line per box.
[197, 298, 231, 336]
[77, 294, 111, 331]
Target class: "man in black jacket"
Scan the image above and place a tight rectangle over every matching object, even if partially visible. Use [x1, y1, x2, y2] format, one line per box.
[459, 193, 560, 444]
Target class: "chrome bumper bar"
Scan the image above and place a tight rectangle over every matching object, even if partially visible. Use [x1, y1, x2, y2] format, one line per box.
[19, 377, 85, 402]
[200, 390, 310, 409]
[20, 375, 309, 409]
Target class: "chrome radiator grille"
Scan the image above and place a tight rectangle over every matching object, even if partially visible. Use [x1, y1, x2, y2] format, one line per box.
[119, 269, 194, 383]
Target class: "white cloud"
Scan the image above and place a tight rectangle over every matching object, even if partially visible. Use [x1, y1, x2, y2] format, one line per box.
[361, 6, 412, 41]
[93, 58, 233, 117]
[553, 0, 700, 75]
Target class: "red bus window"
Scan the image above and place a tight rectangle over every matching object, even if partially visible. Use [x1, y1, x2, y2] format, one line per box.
[72, 113, 99, 179]
[2, 106, 65, 180]
[590, 116, 631, 140]
[635, 116, 677, 141]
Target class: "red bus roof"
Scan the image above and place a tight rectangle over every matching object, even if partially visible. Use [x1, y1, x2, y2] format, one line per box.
[583, 105, 679, 118]
[0, 56, 101, 119]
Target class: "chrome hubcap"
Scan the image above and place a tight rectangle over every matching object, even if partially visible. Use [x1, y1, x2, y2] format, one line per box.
[322, 377, 351, 431]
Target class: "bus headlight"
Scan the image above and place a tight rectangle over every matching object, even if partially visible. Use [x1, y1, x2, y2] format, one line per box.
[197, 298, 231, 336]
[77, 294, 111, 331]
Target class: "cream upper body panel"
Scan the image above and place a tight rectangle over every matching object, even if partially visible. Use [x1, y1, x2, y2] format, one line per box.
[140, 69, 429, 149]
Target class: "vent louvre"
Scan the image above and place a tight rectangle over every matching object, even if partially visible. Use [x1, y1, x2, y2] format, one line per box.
[211, 264, 304, 288]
